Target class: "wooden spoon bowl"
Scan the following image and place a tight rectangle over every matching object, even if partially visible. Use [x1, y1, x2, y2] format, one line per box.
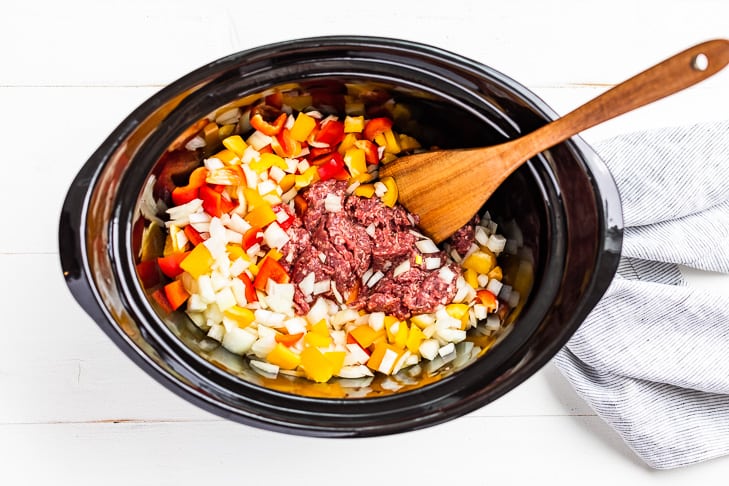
[380, 39, 729, 243]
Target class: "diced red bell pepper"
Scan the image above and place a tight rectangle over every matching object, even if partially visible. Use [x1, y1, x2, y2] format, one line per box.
[275, 332, 304, 347]
[242, 226, 263, 250]
[184, 225, 206, 246]
[157, 251, 191, 279]
[163, 280, 190, 311]
[363, 117, 393, 141]
[239, 272, 258, 302]
[307, 145, 333, 159]
[355, 139, 381, 164]
[250, 107, 287, 136]
[314, 152, 349, 181]
[171, 166, 208, 206]
[253, 256, 290, 291]
[314, 119, 345, 146]
[136, 260, 161, 288]
[272, 204, 295, 231]
[199, 184, 235, 217]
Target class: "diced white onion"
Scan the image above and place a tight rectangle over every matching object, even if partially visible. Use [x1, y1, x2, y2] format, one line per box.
[331, 309, 359, 327]
[285, 317, 308, 335]
[222, 327, 257, 355]
[215, 108, 240, 125]
[254, 309, 286, 327]
[435, 328, 467, 343]
[374, 181, 387, 197]
[477, 274, 489, 288]
[265, 281, 295, 314]
[419, 339, 439, 360]
[438, 266, 456, 283]
[486, 278, 503, 296]
[415, 239, 440, 254]
[207, 324, 225, 342]
[298, 272, 315, 296]
[247, 131, 272, 151]
[392, 259, 411, 278]
[215, 287, 237, 312]
[486, 234, 507, 254]
[366, 270, 384, 288]
[306, 298, 329, 324]
[337, 364, 374, 379]
[263, 222, 290, 249]
[438, 342, 456, 357]
[313, 279, 331, 295]
[185, 135, 206, 151]
[424, 257, 442, 270]
[485, 314, 501, 331]
[475, 226, 490, 246]
[324, 193, 343, 212]
[227, 213, 251, 234]
[365, 223, 376, 237]
[249, 359, 279, 376]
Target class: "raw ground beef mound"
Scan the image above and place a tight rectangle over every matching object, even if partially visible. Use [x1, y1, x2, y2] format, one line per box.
[280, 180, 458, 318]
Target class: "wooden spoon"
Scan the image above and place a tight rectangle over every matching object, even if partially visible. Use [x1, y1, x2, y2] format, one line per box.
[380, 39, 729, 243]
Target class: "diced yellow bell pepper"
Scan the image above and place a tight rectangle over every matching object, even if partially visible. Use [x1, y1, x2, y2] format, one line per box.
[344, 115, 364, 133]
[213, 149, 239, 165]
[373, 132, 387, 147]
[405, 325, 425, 353]
[343, 147, 367, 178]
[381, 152, 397, 164]
[380, 176, 398, 208]
[243, 187, 266, 210]
[224, 305, 255, 328]
[244, 202, 276, 228]
[394, 320, 408, 348]
[226, 243, 248, 261]
[222, 135, 248, 157]
[382, 129, 401, 154]
[446, 303, 470, 329]
[179, 243, 213, 279]
[462, 250, 496, 275]
[295, 166, 320, 189]
[324, 351, 346, 375]
[289, 112, 317, 142]
[310, 319, 330, 336]
[263, 247, 283, 262]
[163, 234, 175, 257]
[464, 268, 479, 289]
[250, 152, 288, 173]
[487, 266, 503, 281]
[301, 347, 333, 382]
[282, 94, 313, 111]
[266, 343, 301, 370]
[304, 332, 332, 348]
[354, 183, 376, 198]
[337, 133, 359, 155]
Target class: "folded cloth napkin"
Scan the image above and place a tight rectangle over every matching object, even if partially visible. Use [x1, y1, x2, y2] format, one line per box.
[553, 120, 729, 470]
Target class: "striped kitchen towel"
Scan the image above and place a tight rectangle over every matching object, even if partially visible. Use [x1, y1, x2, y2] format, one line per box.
[553, 120, 729, 469]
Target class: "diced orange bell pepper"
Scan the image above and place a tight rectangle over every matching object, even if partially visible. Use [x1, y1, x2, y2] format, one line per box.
[293, 194, 308, 217]
[157, 251, 191, 278]
[349, 325, 382, 349]
[272, 127, 300, 158]
[275, 332, 304, 347]
[266, 343, 301, 370]
[244, 203, 277, 229]
[367, 342, 402, 375]
[253, 256, 290, 291]
[250, 109, 287, 136]
[163, 280, 190, 311]
[476, 289, 498, 313]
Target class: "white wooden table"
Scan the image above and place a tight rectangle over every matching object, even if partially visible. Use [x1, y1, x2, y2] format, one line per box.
[2, 1, 728, 483]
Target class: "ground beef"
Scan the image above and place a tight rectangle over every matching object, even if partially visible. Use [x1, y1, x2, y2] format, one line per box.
[447, 214, 479, 256]
[283, 179, 459, 317]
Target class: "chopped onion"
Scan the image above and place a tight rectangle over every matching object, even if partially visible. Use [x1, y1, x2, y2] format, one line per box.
[207, 324, 225, 342]
[475, 225, 490, 246]
[374, 181, 387, 197]
[222, 327, 256, 355]
[419, 339, 439, 360]
[477, 274, 489, 288]
[424, 257, 442, 270]
[366, 270, 384, 288]
[184, 135, 206, 151]
[415, 239, 440, 254]
[346, 181, 361, 194]
[254, 309, 285, 327]
[330, 281, 344, 304]
[392, 259, 411, 278]
[486, 278, 503, 296]
[204, 157, 224, 171]
[324, 193, 343, 212]
[215, 287, 237, 312]
[215, 108, 240, 125]
[438, 342, 455, 357]
[438, 266, 456, 283]
[241, 146, 260, 165]
[285, 317, 307, 335]
[486, 234, 507, 254]
[485, 314, 501, 331]
[249, 359, 279, 376]
[265, 281, 295, 314]
[361, 268, 373, 285]
[368, 312, 385, 331]
[365, 223, 376, 237]
[306, 298, 329, 325]
[257, 179, 277, 196]
[247, 131, 272, 150]
[435, 328, 467, 343]
[331, 309, 359, 327]
[337, 365, 374, 379]
[313, 279, 331, 295]
[298, 272, 315, 296]
[263, 222, 290, 249]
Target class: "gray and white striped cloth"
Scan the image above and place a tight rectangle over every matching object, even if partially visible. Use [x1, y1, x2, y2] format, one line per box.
[554, 120, 729, 469]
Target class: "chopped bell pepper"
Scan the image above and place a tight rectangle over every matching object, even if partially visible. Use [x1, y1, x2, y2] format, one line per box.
[179, 243, 214, 279]
[224, 305, 255, 328]
[199, 184, 235, 217]
[343, 147, 367, 178]
[163, 280, 190, 311]
[300, 347, 334, 383]
[314, 119, 345, 146]
[242, 226, 263, 250]
[304, 331, 332, 348]
[366, 342, 402, 375]
[272, 128, 301, 158]
[289, 112, 317, 142]
[151, 288, 174, 314]
[238, 272, 258, 302]
[293, 194, 308, 216]
[250, 109, 287, 136]
[244, 203, 277, 229]
[314, 152, 349, 181]
[405, 324, 425, 354]
[344, 115, 364, 133]
[136, 260, 160, 288]
[350, 324, 382, 348]
[379, 176, 398, 208]
[157, 251, 191, 279]
[363, 117, 393, 141]
[462, 250, 496, 275]
[275, 332, 305, 347]
[253, 256, 290, 291]
[222, 135, 248, 157]
[354, 139, 380, 164]
[266, 343, 301, 370]
[184, 225, 205, 246]
[476, 289, 498, 313]
[324, 351, 346, 375]
[171, 166, 208, 206]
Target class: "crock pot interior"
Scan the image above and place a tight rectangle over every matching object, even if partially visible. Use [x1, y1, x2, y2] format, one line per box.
[128, 76, 560, 399]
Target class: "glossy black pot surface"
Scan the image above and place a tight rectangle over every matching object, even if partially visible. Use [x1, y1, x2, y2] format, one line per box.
[59, 36, 622, 437]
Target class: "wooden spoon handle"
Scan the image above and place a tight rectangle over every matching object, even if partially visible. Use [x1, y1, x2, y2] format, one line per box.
[504, 39, 729, 165]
